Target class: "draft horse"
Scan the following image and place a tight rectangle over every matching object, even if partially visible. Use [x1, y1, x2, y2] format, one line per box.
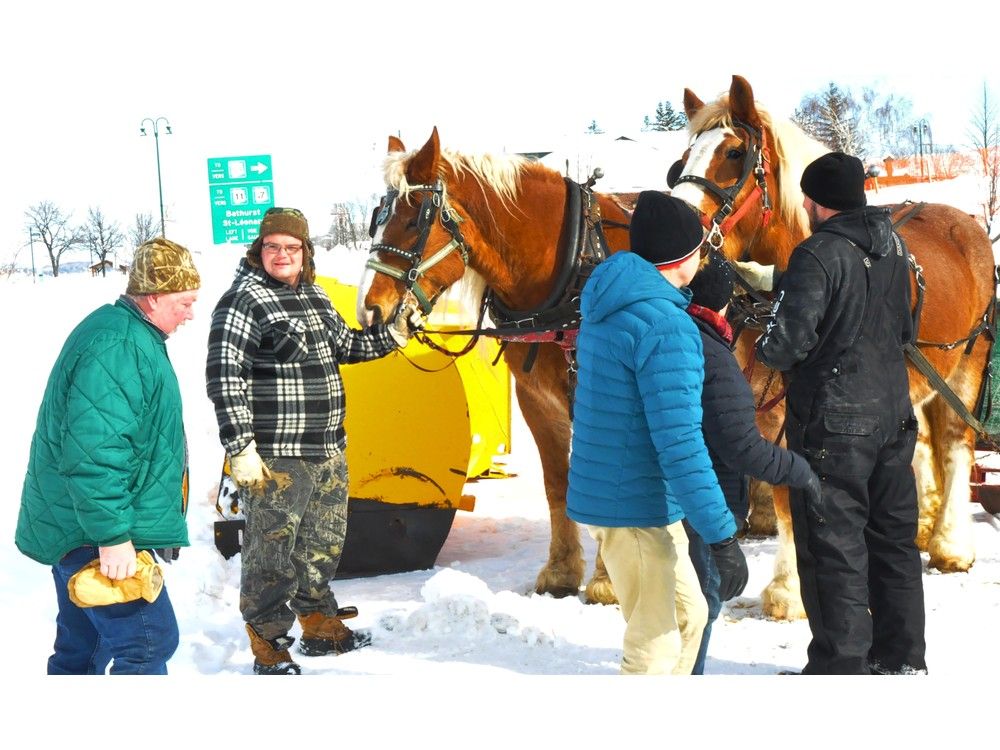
[669, 75, 996, 619]
[358, 128, 632, 603]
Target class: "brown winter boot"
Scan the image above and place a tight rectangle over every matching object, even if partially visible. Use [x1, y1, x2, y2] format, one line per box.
[297, 609, 373, 656]
[246, 624, 301, 675]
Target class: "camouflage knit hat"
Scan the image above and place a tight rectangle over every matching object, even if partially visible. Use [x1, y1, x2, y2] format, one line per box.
[246, 207, 316, 284]
[126, 238, 201, 295]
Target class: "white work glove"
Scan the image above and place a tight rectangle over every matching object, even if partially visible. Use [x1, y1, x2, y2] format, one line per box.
[731, 259, 776, 292]
[388, 300, 424, 347]
[229, 439, 271, 491]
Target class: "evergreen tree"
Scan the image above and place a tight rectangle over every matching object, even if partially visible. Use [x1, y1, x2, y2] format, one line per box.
[650, 101, 688, 131]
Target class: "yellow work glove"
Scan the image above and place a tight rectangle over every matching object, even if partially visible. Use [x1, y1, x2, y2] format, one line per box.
[67, 550, 164, 608]
[388, 300, 424, 347]
[731, 259, 776, 292]
[230, 439, 271, 491]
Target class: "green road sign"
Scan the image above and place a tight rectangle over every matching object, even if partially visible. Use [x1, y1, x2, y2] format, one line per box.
[208, 154, 274, 245]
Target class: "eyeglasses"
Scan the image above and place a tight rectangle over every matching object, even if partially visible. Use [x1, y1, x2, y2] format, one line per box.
[262, 242, 303, 256]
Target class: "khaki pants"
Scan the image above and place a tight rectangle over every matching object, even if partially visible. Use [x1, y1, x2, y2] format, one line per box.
[589, 522, 707, 675]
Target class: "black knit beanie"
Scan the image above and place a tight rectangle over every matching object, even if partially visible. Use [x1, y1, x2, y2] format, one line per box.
[688, 251, 734, 312]
[800, 152, 867, 211]
[630, 191, 705, 266]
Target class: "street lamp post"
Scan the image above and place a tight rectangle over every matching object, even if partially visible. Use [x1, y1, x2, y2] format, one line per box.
[28, 228, 38, 284]
[139, 116, 172, 237]
[912, 119, 931, 182]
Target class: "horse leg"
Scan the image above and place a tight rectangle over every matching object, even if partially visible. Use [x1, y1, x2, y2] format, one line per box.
[584, 547, 616, 605]
[512, 377, 585, 598]
[747, 479, 778, 536]
[912, 400, 943, 552]
[760, 485, 807, 620]
[925, 393, 977, 572]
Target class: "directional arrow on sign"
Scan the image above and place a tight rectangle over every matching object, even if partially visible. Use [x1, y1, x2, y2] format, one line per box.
[250, 162, 269, 175]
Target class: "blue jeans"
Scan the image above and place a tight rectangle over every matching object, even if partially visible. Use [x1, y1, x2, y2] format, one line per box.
[48, 546, 179, 675]
[684, 522, 722, 675]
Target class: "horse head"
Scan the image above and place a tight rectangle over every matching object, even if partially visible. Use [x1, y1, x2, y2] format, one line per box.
[669, 75, 821, 268]
[358, 127, 474, 327]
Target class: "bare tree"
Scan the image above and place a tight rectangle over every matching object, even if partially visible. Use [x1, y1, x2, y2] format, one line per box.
[25, 201, 84, 277]
[81, 207, 125, 277]
[860, 87, 914, 161]
[326, 195, 379, 252]
[0, 246, 22, 279]
[968, 83, 1000, 242]
[793, 82, 866, 157]
[126, 212, 158, 265]
[130, 212, 158, 246]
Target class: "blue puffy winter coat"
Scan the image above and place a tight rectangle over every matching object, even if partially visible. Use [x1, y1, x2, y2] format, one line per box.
[567, 252, 736, 544]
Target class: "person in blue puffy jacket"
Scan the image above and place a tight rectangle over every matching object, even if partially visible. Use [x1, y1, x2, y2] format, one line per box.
[567, 191, 747, 675]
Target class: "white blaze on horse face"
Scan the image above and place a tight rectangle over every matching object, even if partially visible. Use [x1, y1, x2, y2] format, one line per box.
[356, 255, 378, 326]
[356, 206, 391, 326]
[669, 128, 731, 214]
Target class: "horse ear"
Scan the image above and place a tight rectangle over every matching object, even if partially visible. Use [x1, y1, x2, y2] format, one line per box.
[729, 75, 761, 127]
[407, 127, 441, 183]
[388, 135, 406, 153]
[683, 88, 704, 122]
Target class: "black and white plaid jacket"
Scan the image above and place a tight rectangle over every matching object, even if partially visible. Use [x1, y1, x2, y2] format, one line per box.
[206, 259, 397, 459]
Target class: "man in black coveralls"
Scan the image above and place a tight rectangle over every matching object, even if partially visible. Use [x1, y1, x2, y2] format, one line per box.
[741, 152, 927, 675]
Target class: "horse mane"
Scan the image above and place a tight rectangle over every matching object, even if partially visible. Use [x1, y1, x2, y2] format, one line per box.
[383, 148, 531, 208]
[382, 147, 548, 328]
[689, 95, 827, 238]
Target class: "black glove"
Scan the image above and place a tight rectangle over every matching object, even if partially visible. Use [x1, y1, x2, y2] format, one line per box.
[155, 547, 181, 564]
[710, 536, 749, 601]
[801, 470, 827, 526]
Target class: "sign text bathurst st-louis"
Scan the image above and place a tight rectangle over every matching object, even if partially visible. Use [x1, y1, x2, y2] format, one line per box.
[208, 155, 274, 245]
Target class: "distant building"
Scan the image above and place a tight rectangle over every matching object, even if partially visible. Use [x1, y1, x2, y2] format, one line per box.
[89, 259, 115, 276]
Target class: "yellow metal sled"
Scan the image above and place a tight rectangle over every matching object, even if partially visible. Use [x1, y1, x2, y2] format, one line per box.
[214, 275, 511, 577]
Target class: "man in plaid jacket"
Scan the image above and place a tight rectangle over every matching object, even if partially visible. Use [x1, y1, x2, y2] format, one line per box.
[206, 207, 420, 675]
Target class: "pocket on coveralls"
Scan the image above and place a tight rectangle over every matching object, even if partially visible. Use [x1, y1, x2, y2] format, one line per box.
[809, 412, 880, 478]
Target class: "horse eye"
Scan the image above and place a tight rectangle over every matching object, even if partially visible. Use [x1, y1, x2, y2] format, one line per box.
[726, 148, 744, 159]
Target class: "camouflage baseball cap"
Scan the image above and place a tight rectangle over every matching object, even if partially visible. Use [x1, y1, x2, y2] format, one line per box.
[126, 238, 201, 295]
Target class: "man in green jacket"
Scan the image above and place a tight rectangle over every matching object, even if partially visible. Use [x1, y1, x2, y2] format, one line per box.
[16, 238, 201, 675]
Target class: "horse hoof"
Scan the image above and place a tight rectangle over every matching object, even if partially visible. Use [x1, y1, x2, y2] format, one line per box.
[928, 552, 975, 573]
[584, 578, 618, 606]
[536, 585, 581, 599]
[761, 583, 807, 621]
[927, 534, 975, 573]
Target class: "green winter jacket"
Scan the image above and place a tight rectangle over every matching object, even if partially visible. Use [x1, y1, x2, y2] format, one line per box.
[16, 298, 190, 565]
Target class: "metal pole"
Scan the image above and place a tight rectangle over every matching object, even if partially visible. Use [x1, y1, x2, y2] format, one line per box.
[926, 123, 934, 182]
[140, 116, 171, 238]
[28, 229, 37, 284]
[153, 128, 165, 236]
[918, 124, 924, 182]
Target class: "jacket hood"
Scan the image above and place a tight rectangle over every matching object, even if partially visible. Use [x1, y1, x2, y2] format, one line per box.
[582, 252, 691, 323]
[815, 205, 894, 258]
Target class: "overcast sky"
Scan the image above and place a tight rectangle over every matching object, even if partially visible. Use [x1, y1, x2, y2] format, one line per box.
[1, 0, 995, 264]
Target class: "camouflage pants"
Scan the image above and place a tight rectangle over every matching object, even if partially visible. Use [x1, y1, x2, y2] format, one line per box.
[240, 454, 348, 639]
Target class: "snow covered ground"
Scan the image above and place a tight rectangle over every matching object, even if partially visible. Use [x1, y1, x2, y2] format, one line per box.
[3, 176, 999, 744]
